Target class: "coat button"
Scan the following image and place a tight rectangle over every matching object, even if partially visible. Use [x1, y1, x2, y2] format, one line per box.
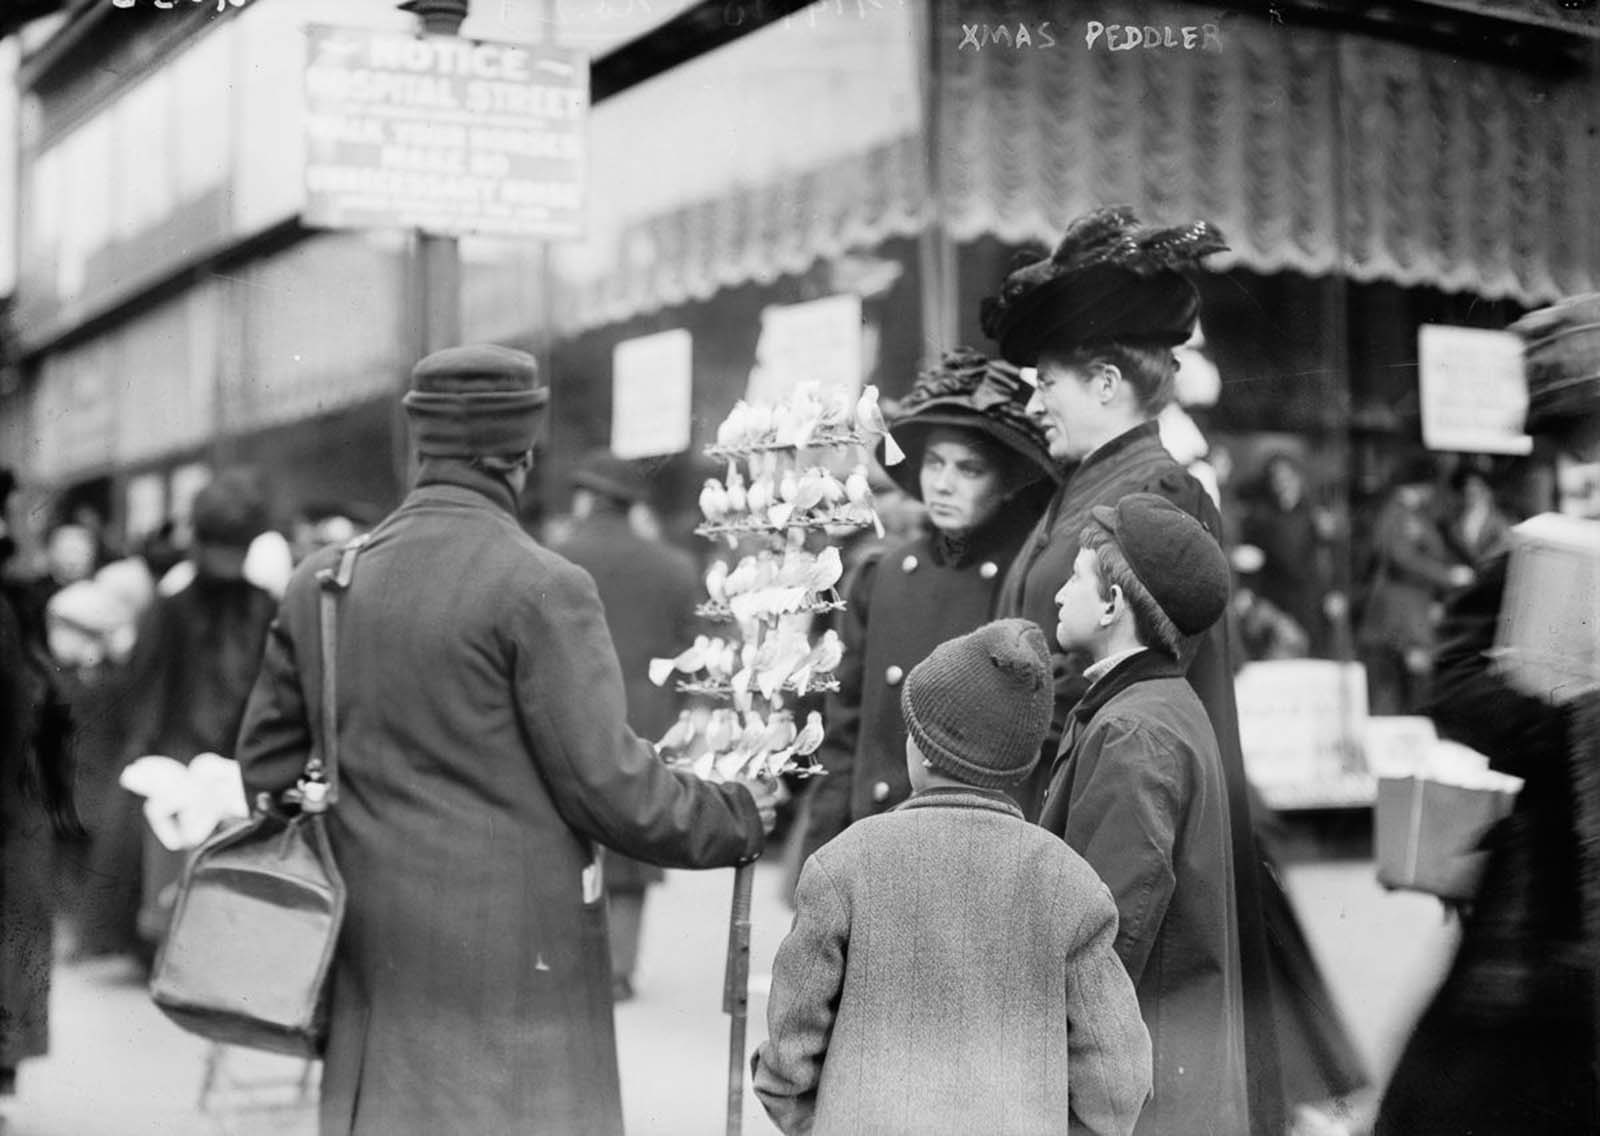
[873, 781, 891, 803]
[901, 554, 918, 573]
[980, 561, 998, 580]
[885, 665, 904, 686]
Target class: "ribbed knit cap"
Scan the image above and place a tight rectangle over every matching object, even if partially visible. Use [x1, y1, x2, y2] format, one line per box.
[900, 618, 1054, 789]
[403, 344, 549, 458]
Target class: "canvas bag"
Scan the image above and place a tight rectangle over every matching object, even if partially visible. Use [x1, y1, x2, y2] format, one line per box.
[148, 537, 364, 1058]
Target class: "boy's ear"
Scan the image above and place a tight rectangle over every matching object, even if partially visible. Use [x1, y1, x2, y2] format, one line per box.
[1100, 583, 1124, 627]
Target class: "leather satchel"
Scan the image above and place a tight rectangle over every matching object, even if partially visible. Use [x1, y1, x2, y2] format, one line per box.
[149, 537, 365, 1058]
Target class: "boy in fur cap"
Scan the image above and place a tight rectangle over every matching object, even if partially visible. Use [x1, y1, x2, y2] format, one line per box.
[754, 618, 1151, 1136]
[1041, 492, 1247, 1136]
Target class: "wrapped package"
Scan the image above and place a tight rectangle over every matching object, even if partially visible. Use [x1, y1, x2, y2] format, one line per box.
[1375, 743, 1522, 901]
[1495, 513, 1600, 704]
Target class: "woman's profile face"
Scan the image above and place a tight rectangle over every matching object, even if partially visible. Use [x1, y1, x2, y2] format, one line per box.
[919, 428, 1008, 535]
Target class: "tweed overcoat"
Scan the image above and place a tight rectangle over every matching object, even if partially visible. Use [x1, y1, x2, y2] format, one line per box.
[235, 463, 764, 1136]
[551, 510, 701, 891]
[1040, 653, 1249, 1136]
[998, 420, 1283, 1134]
[755, 787, 1152, 1136]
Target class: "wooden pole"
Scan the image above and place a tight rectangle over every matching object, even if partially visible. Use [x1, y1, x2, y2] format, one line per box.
[722, 861, 756, 1136]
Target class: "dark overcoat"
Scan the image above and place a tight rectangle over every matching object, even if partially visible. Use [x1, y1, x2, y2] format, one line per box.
[1040, 653, 1248, 1136]
[235, 462, 764, 1136]
[551, 511, 701, 891]
[1376, 554, 1598, 1135]
[803, 508, 1036, 858]
[997, 420, 1285, 1134]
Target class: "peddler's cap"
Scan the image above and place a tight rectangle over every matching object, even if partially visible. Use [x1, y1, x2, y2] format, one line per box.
[571, 449, 650, 505]
[900, 619, 1054, 790]
[1083, 493, 1229, 652]
[404, 344, 549, 458]
[980, 205, 1226, 367]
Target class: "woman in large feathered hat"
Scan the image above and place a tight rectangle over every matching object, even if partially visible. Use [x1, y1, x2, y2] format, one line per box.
[799, 347, 1057, 857]
[986, 205, 1370, 1136]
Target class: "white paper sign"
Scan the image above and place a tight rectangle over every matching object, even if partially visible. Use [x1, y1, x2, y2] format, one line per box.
[611, 329, 692, 459]
[746, 294, 862, 405]
[1418, 324, 1533, 455]
[1237, 659, 1373, 808]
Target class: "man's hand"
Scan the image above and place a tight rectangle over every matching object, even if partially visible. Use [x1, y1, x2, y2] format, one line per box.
[739, 776, 781, 836]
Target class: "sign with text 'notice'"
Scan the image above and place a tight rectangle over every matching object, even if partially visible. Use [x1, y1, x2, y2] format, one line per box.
[303, 27, 587, 239]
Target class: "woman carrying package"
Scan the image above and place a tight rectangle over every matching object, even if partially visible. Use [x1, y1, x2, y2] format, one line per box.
[800, 348, 1057, 858]
[1376, 293, 1600, 1136]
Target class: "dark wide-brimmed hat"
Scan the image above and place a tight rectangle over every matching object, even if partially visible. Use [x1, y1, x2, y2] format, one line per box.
[1513, 292, 1600, 435]
[980, 206, 1227, 367]
[571, 449, 649, 505]
[403, 344, 549, 458]
[879, 348, 1059, 501]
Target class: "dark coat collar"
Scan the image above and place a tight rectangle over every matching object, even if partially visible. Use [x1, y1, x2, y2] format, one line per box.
[412, 458, 519, 517]
[1071, 420, 1164, 483]
[895, 785, 1025, 820]
[1073, 648, 1189, 724]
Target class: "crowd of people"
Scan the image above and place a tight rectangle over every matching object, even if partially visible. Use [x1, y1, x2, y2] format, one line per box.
[0, 207, 1596, 1136]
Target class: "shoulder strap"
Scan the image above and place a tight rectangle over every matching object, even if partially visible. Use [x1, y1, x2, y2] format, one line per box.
[305, 535, 368, 808]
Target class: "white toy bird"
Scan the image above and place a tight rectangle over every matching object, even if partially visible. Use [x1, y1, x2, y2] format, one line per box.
[855, 386, 905, 465]
[699, 479, 729, 523]
[655, 710, 698, 755]
[705, 560, 730, 605]
[725, 468, 748, 515]
[791, 711, 825, 757]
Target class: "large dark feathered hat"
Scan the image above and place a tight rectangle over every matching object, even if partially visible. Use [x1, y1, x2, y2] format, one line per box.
[980, 206, 1227, 367]
[1512, 292, 1600, 435]
[879, 348, 1059, 500]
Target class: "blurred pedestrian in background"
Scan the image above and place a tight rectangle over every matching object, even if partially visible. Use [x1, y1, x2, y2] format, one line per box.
[291, 501, 383, 565]
[1442, 464, 1513, 567]
[550, 447, 702, 1003]
[799, 348, 1057, 864]
[235, 345, 776, 1136]
[1355, 458, 1474, 715]
[1, 470, 84, 1111]
[984, 205, 1367, 1133]
[1377, 293, 1600, 1136]
[119, 467, 277, 968]
[1239, 452, 1346, 658]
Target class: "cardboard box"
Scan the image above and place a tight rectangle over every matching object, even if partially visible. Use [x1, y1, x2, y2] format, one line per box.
[1375, 775, 1519, 901]
[1496, 514, 1600, 704]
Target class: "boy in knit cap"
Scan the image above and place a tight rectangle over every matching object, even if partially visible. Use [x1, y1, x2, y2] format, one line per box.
[754, 618, 1152, 1136]
[1041, 491, 1247, 1136]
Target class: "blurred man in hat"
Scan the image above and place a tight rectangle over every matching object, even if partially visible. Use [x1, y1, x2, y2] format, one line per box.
[549, 448, 702, 1002]
[1377, 294, 1600, 1136]
[120, 466, 279, 963]
[235, 346, 776, 1136]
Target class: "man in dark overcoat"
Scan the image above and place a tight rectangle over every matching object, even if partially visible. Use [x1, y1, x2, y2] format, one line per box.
[235, 345, 774, 1136]
[550, 449, 702, 1001]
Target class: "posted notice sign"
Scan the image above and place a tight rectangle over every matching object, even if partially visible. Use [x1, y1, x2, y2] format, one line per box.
[303, 27, 587, 239]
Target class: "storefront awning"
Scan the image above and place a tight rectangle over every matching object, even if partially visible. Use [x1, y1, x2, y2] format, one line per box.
[938, 4, 1600, 305]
